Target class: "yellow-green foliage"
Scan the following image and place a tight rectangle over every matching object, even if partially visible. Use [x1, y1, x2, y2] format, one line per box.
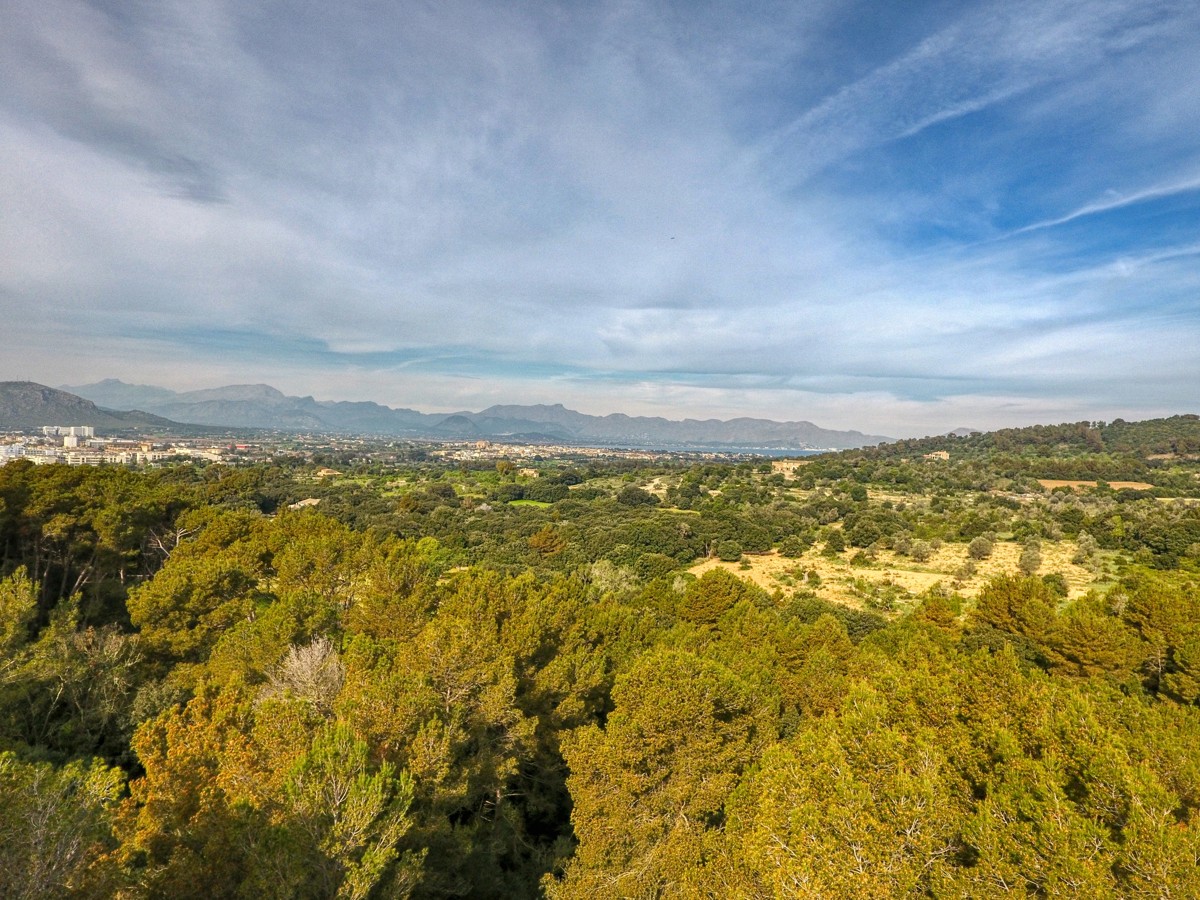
[1, 455, 1200, 898]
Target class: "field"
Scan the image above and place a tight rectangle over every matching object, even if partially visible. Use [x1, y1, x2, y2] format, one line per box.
[691, 537, 1104, 610]
[1036, 479, 1155, 491]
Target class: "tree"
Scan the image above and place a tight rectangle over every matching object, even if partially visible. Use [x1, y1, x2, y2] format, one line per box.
[550, 650, 770, 898]
[968, 535, 994, 560]
[779, 614, 855, 718]
[118, 686, 420, 899]
[527, 526, 566, 555]
[949, 756, 1121, 898]
[1045, 597, 1141, 678]
[126, 518, 269, 670]
[0, 568, 37, 678]
[280, 722, 421, 899]
[716, 539, 742, 562]
[970, 574, 1056, 649]
[678, 569, 757, 626]
[0, 752, 124, 899]
[260, 636, 345, 717]
[616, 485, 658, 507]
[779, 535, 810, 558]
[1072, 531, 1098, 564]
[1018, 540, 1043, 576]
[724, 684, 966, 899]
[910, 539, 933, 562]
[823, 530, 846, 556]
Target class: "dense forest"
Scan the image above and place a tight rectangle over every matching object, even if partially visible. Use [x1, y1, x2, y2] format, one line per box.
[2, 415, 1199, 897]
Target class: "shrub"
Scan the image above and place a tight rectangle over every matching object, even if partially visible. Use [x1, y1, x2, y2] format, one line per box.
[617, 485, 658, 506]
[1019, 540, 1042, 576]
[968, 535, 994, 560]
[779, 535, 810, 558]
[1042, 571, 1069, 597]
[1072, 531, 1098, 564]
[717, 540, 743, 562]
[823, 531, 845, 555]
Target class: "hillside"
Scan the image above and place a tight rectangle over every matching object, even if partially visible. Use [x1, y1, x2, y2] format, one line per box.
[0, 382, 190, 434]
[862, 416, 1200, 461]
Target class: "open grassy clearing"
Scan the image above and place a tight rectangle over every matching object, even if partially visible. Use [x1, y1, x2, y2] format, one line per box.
[1037, 479, 1155, 491]
[690, 537, 1104, 611]
[645, 476, 669, 497]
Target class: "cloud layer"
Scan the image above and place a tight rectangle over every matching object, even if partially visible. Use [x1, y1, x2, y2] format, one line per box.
[2, 0, 1198, 436]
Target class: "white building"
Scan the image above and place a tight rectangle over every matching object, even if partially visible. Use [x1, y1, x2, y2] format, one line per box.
[0, 444, 27, 463]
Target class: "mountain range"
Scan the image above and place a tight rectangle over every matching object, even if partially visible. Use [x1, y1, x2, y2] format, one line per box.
[7, 379, 891, 449]
[0, 382, 189, 434]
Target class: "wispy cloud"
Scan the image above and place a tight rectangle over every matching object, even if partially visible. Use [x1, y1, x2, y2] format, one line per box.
[1004, 174, 1200, 237]
[1, 0, 1198, 436]
[755, 0, 1176, 184]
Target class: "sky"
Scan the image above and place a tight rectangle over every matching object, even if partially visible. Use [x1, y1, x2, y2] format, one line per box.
[2, 0, 1199, 438]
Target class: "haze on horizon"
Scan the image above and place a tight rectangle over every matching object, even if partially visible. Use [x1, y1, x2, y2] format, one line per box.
[2, 0, 1198, 439]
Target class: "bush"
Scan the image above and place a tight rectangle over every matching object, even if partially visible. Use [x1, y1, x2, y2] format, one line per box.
[617, 485, 659, 507]
[1042, 572, 1069, 597]
[524, 481, 570, 503]
[779, 535, 810, 558]
[1072, 531, 1098, 564]
[968, 535, 994, 560]
[823, 530, 846, 555]
[493, 483, 525, 502]
[1019, 540, 1042, 576]
[717, 540, 743, 562]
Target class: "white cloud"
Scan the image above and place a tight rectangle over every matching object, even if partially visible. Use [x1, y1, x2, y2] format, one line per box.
[1, 0, 1198, 437]
[1006, 174, 1200, 237]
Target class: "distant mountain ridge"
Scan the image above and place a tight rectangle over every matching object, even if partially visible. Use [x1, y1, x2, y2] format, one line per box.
[61, 379, 892, 449]
[0, 382, 189, 433]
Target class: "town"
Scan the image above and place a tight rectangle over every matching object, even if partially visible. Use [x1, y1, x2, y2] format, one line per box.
[0, 424, 772, 471]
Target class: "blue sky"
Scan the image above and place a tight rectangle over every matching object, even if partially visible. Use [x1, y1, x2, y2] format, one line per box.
[1, 0, 1198, 437]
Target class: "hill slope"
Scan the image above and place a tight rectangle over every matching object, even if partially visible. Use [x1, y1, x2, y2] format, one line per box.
[0, 382, 188, 433]
[864, 416, 1200, 460]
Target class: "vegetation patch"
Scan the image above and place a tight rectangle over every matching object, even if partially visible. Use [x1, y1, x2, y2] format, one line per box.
[2, 412, 1200, 897]
[1038, 478, 1155, 491]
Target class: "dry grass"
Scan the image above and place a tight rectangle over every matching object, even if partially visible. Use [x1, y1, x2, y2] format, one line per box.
[1037, 479, 1154, 491]
[690, 538, 1101, 610]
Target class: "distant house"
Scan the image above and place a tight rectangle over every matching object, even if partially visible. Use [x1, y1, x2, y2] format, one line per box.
[923, 450, 950, 461]
[287, 498, 322, 510]
[771, 459, 810, 476]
